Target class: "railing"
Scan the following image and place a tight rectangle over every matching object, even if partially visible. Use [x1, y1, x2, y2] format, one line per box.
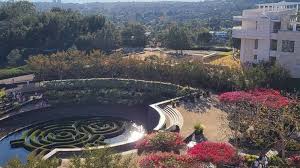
[149, 97, 184, 131]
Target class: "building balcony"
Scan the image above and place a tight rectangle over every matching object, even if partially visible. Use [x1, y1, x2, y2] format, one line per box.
[232, 27, 270, 39]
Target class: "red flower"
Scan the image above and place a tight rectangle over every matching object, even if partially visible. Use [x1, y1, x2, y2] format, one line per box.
[139, 152, 206, 168]
[290, 155, 300, 162]
[218, 88, 291, 109]
[187, 141, 237, 165]
[136, 132, 185, 153]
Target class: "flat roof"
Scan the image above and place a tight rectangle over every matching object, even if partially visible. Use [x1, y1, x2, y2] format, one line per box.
[257, 1, 300, 6]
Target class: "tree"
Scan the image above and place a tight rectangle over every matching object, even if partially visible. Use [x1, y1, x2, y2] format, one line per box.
[197, 31, 212, 47]
[86, 15, 106, 33]
[247, 104, 300, 158]
[121, 24, 146, 47]
[75, 23, 119, 52]
[7, 49, 22, 66]
[219, 89, 300, 159]
[165, 25, 191, 55]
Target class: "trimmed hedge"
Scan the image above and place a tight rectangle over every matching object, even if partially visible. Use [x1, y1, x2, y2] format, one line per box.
[10, 117, 126, 156]
[41, 78, 196, 105]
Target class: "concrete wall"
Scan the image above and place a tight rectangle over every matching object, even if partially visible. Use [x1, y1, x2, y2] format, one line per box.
[240, 39, 255, 62]
[277, 31, 300, 78]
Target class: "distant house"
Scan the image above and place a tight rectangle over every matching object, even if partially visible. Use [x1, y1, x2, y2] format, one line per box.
[232, 1, 300, 78]
[209, 31, 229, 42]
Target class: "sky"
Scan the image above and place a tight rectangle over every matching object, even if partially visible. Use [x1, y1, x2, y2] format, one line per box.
[2, 0, 207, 3]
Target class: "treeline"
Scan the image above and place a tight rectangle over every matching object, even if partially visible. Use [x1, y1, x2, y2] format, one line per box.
[27, 50, 291, 92]
[0, 2, 146, 66]
[34, 0, 287, 29]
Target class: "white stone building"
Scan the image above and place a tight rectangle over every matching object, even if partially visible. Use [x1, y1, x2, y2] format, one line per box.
[232, 1, 300, 78]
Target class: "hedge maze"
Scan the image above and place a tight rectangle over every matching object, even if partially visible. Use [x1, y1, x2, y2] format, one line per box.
[10, 117, 126, 156]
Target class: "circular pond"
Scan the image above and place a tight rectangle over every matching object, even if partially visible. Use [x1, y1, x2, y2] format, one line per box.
[0, 105, 147, 166]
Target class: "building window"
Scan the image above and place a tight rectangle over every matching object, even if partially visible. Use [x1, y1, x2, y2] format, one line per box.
[254, 55, 258, 60]
[270, 39, 277, 51]
[297, 24, 300, 31]
[273, 22, 281, 33]
[254, 39, 258, 49]
[282, 40, 295, 52]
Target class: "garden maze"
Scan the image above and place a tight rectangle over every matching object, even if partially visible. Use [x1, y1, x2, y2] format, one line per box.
[10, 117, 127, 156]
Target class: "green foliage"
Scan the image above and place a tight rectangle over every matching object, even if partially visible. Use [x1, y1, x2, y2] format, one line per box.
[75, 23, 119, 52]
[7, 49, 22, 66]
[70, 148, 137, 168]
[197, 31, 212, 47]
[193, 123, 204, 134]
[41, 78, 194, 105]
[286, 139, 300, 151]
[4, 155, 60, 168]
[242, 154, 258, 166]
[269, 156, 286, 167]
[27, 50, 292, 91]
[243, 62, 290, 89]
[0, 66, 31, 80]
[0, 89, 5, 99]
[10, 117, 126, 156]
[0, 2, 119, 65]
[121, 24, 146, 47]
[165, 25, 191, 52]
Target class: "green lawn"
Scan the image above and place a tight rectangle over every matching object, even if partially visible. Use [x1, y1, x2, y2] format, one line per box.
[0, 66, 32, 80]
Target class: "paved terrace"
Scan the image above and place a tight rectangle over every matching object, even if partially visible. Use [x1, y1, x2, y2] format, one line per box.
[176, 95, 232, 142]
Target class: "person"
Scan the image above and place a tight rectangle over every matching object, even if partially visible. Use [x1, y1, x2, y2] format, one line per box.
[252, 158, 260, 168]
[261, 155, 268, 168]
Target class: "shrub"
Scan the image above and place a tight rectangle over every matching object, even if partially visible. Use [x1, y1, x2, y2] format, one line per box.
[0, 66, 31, 80]
[269, 156, 286, 167]
[187, 141, 238, 165]
[70, 147, 137, 168]
[286, 139, 300, 151]
[4, 155, 60, 168]
[42, 78, 196, 105]
[138, 152, 206, 168]
[136, 132, 185, 154]
[287, 155, 300, 167]
[241, 154, 258, 166]
[194, 123, 204, 135]
[218, 88, 291, 109]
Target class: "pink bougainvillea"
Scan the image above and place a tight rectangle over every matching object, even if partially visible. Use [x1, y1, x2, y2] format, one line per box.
[139, 152, 206, 168]
[288, 155, 300, 166]
[218, 88, 291, 109]
[187, 142, 237, 165]
[136, 131, 185, 153]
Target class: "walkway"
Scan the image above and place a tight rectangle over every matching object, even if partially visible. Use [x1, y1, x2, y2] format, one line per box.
[176, 95, 232, 142]
[0, 74, 34, 84]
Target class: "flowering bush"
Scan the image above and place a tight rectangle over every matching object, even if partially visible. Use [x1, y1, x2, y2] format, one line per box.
[136, 131, 185, 154]
[139, 152, 206, 168]
[287, 155, 300, 166]
[187, 142, 238, 165]
[218, 88, 291, 109]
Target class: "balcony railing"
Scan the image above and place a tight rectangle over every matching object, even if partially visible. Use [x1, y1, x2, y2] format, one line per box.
[232, 27, 270, 39]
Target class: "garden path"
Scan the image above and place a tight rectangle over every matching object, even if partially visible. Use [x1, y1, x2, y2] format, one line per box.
[177, 95, 232, 142]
